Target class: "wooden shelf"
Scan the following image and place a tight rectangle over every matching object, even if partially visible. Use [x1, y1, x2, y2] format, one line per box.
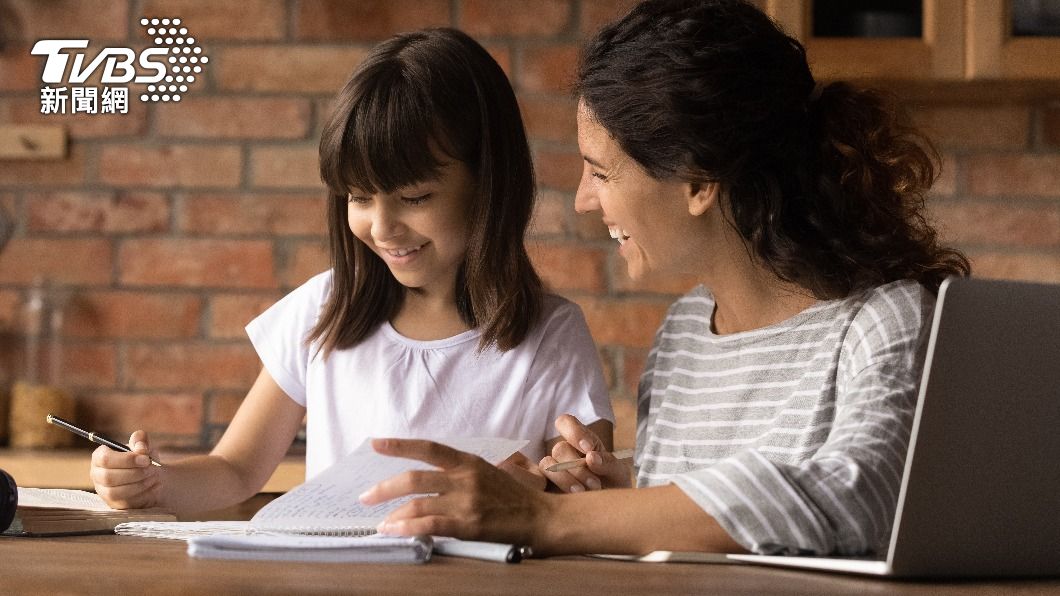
[0, 448, 305, 493]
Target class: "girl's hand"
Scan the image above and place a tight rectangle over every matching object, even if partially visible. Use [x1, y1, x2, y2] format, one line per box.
[497, 451, 548, 491]
[90, 430, 163, 509]
[541, 414, 631, 492]
[360, 439, 551, 545]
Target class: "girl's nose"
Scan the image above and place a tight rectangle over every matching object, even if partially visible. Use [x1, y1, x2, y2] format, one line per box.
[574, 171, 600, 214]
[371, 203, 406, 241]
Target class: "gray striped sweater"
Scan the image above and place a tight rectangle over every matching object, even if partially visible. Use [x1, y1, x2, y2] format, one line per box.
[636, 280, 933, 556]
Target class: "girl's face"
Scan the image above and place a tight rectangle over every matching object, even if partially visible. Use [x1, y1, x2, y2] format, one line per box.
[347, 159, 474, 298]
[574, 101, 714, 280]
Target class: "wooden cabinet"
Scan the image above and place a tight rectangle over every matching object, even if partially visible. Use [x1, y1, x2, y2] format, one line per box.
[764, 0, 1060, 80]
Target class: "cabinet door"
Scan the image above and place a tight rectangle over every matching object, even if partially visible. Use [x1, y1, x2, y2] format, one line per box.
[967, 0, 1060, 78]
[765, 0, 965, 80]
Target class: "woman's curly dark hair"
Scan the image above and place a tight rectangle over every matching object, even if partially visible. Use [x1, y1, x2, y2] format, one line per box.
[574, 0, 969, 297]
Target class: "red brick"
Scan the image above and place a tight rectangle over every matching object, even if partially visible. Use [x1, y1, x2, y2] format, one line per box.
[296, 0, 449, 40]
[250, 146, 324, 190]
[215, 46, 368, 93]
[27, 191, 170, 233]
[622, 347, 650, 399]
[521, 95, 578, 144]
[6, 0, 128, 40]
[967, 252, 1060, 284]
[282, 241, 330, 287]
[0, 290, 19, 330]
[572, 296, 670, 348]
[4, 97, 149, 138]
[579, 0, 641, 36]
[0, 238, 113, 285]
[597, 346, 617, 392]
[611, 394, 637, 451]
[461, 0, 572, 38]
[142, 0, 286, 40]
[527, 241, 607, 292]
[209, 293, 282, 339]
[534, 147, 582, 191]
[180, 192, 326, 236]
[119, 239, 278, 288]
[929, 154, 957, 198]
[80, 392, 204, 436]
[517, 44, 579, 93]
[63, 343, 119, 389]
[930, 201, 1060, 248]
[0, 144, 88, 186]
[64, 291, 202, 339]
[529, 189, 571, 237]
[1044, 106, 1060, 148]
[965, 154, 1060, 198]
[208, 391, 246, 425]
[125, 343, 261, 390]
[909, 105, 1029, 150]
[157, 98, 311, 140]
[99, 144, 242, 188]
[0, 43, 49, 92]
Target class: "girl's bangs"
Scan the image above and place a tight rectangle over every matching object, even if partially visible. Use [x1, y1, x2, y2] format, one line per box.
[322, 73, 448, 197]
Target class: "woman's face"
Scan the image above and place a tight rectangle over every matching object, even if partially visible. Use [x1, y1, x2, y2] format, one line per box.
[346, 159, 473, 298]
[574, 102, 713, 281]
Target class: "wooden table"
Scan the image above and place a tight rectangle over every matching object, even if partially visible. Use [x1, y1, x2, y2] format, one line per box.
[1, 535, 1057, 595]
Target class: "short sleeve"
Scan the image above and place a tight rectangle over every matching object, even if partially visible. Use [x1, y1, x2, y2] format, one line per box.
[245, 271, 333, 406]
[523, 298, 614, 438]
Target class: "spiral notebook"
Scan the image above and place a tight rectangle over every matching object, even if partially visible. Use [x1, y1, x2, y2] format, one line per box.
[115, 436, 527, 541]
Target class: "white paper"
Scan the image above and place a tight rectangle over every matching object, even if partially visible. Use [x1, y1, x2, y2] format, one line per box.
[250, 436, 527, 531]
[17, 487, 114, 511]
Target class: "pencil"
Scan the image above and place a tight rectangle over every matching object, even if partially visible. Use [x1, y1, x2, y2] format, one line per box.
[46, 414, 164, 467]
[545, 448, 635, 473]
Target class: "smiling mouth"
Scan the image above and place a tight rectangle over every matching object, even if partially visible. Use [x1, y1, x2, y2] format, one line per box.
[608, 226, 630, 245]
[382, 242, 427, 257]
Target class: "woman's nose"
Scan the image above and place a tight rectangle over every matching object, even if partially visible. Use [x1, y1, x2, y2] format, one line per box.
[371, 203, 405, 241]
[574, 171, 600, 214]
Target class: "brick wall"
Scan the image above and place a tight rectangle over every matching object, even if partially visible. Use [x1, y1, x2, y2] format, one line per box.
[0, 1, 1057, 451]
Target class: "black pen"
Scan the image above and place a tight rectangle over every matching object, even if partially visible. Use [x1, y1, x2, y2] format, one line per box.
[46, 414, 163, 467]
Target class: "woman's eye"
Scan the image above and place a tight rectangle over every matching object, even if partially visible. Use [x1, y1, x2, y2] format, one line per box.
[591, 172, 608, 182]
[402, 194, 431, 205]
[346, 194, 370, 205]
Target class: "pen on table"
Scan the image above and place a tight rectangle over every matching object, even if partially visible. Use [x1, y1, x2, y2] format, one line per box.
[545, 448, 635, 473]
[45, 414, 163, 467]
[433, 539, 529, 563]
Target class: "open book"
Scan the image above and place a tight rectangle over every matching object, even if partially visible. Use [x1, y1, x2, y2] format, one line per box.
[4, 487, 176, 536]
[116, 437, 527, 540]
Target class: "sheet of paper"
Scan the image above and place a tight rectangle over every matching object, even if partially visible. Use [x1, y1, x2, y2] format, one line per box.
[17, 488, 114, 511]
[250, 436, 527, 530]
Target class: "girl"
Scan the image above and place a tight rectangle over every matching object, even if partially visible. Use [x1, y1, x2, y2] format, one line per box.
[358, 0, 971, 557]
[91, 28, 614, 514]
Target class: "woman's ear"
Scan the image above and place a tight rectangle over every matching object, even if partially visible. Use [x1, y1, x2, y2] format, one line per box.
[686, 181, 719, 217]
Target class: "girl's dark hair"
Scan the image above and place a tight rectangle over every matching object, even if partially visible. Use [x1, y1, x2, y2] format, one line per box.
[574, 0, 969, 297]
[314, 27, 542, 354]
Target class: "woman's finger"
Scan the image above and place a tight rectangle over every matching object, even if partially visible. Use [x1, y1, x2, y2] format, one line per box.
[359, 469, 453, 505]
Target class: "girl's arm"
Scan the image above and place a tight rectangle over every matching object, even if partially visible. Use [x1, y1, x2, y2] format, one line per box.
[359, 439, 745, 556]
[91, 367, 305, 515]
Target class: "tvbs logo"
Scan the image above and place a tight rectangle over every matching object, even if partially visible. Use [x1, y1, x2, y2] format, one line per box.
[31, 18, 206, 114]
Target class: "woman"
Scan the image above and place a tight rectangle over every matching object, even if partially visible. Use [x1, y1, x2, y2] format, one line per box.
[358, 0, 970, 557]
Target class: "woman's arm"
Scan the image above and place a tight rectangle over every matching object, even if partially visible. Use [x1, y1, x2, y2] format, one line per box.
[359, 439, 744, 556]
[91, 367, 304, 515]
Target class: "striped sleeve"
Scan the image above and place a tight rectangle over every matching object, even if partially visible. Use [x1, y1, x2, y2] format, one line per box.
[672, 284, 932, 555]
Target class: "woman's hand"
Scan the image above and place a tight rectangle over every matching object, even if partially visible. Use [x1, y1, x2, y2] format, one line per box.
[90, 430, 163, 509]
[359, 439, 552, 546]
[541, 415, 631, 492]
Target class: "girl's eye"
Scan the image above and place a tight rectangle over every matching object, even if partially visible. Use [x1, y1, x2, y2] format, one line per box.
[591, 172, 608, 182]
[346, 194, 370, 205]
[402, 194, 431, 205]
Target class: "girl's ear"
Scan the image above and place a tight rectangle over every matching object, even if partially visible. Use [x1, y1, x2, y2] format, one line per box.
[686, 181, 719, 217]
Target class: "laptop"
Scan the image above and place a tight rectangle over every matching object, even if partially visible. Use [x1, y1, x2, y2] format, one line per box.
[728, 277, 1060, 578]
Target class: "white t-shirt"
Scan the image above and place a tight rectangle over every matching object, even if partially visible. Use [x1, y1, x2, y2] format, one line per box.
[246, 270, 614, 479]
